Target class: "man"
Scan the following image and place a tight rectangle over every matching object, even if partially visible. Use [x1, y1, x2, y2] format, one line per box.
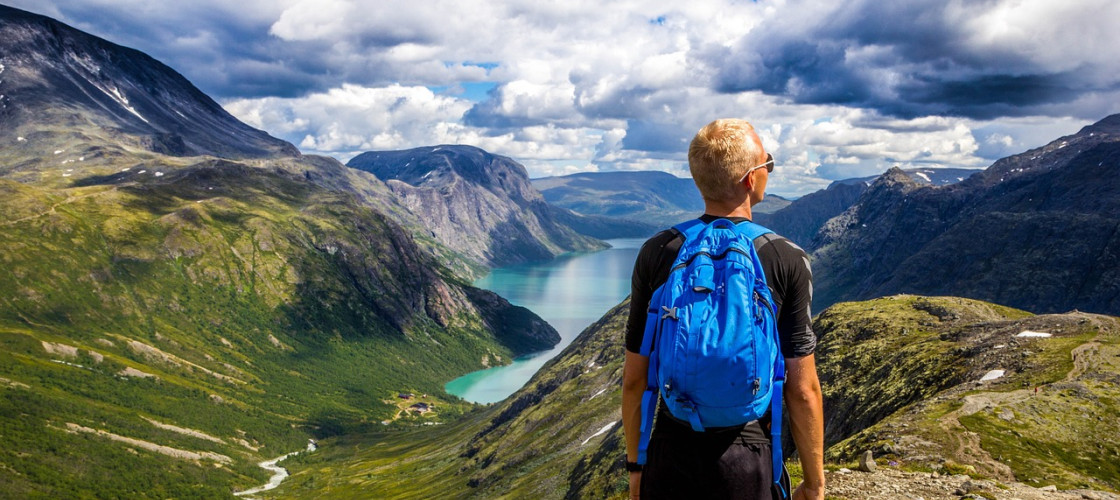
[622, 119, 825, 499]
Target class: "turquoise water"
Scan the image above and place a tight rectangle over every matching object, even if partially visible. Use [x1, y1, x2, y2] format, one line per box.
[445, 238, 645, 403]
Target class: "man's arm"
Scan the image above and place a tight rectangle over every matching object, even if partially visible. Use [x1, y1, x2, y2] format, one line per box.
[785, 353, 825, 500]
[622, 350, 649, 499]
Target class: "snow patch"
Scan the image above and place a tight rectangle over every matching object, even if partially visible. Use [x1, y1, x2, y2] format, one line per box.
[88, 79, 150, 124]
[154, 172, 164, 177]
[581, 421, 618, 446]
[51, 359, 90, 370]
[993, 344, 1006, 349]
[914, 172, 931, 183]
[980, 369, 1005, 382]
[17, 137, 26, 142]
[1017, 331, 1052, 338]
[589, 387, 608, 400]
[54, 150, 63, 155]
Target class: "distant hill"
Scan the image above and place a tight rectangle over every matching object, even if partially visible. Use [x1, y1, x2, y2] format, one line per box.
[348, 146, 609, 268]
[812, 114, 1120, 316]
[532, 170, 790, 231]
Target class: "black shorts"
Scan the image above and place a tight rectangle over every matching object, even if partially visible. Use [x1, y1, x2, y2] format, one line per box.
[641, 432, 787, 500]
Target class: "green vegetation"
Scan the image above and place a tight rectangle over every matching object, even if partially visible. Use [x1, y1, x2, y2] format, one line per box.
[0, 156, 552, 496]
[818, 295, 1120, 492]
[274, 300, 634, 499]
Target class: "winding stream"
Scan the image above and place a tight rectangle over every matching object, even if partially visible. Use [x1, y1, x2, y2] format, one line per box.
[233, 440, 317, 497]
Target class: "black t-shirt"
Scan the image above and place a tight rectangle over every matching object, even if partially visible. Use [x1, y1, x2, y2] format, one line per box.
[626, 215, 818, 442]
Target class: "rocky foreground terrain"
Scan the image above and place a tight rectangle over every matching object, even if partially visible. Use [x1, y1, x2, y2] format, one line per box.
[826, 466, 1118, 500]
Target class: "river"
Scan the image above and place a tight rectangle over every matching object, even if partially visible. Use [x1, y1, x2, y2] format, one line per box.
[444, 238, 645, 403]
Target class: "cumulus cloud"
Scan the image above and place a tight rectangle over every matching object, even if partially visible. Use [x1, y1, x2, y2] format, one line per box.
[8, 0, 1120, 196]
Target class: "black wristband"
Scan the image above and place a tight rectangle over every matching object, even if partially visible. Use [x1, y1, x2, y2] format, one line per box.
[625, 460, 643, 472]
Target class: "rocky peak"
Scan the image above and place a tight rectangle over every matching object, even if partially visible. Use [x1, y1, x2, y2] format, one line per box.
[347, 145, 605, 268]
[971, 113, 1119, 188]
[0, 5, 298, 164]
[349, 145, 540, 205]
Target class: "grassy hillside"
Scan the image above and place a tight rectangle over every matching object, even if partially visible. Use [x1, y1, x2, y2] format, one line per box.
[818, 296, 1120, 492]
[272, 295, 1120, 498]
[0, 156, 557, 497]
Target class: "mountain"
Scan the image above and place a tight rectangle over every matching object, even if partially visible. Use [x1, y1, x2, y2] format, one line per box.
[755, 181, 867, 251]
[812, 114, 1120, 315]
[0, 4, 298, 177]
[835, 167, 981, 188]
[755, 168, 977, 251]
[532, 170, 705, 221]
[272, 295, 1120, 498]
[348, 146, 608, 268]
[532, 170, 790, 235]
[0, 6, 559, 496]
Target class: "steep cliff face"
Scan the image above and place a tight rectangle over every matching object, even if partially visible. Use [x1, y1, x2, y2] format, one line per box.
[812, 114, 1120, 315]
[348, 145, 607, 268]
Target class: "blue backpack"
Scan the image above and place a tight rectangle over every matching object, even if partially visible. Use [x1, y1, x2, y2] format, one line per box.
[637, 218, 787, 495]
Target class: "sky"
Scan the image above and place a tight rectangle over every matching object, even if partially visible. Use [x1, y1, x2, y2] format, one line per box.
[10, 0, 1120, 196]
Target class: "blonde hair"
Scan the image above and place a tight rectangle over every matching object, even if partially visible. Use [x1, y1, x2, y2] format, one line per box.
[688, 119, 767, 202]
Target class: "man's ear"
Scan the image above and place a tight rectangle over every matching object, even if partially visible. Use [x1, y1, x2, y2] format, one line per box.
[742, 169, 755, 190]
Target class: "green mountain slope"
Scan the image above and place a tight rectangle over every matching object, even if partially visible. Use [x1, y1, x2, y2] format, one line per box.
[818, 295, 1120, 492]
[0, 156, 559, 497]
[0, 7, 570, 496]
[274, 295, 1120, 498]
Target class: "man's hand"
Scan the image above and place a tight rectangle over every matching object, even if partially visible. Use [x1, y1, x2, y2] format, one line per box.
[791, 481, 824, 500]
[628, 470, 642, 499]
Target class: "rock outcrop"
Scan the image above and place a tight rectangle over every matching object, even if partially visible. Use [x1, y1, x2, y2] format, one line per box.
[348, 145, 607, 268]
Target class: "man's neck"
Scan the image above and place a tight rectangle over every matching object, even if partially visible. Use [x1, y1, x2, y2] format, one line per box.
[702, 199, 753, 220]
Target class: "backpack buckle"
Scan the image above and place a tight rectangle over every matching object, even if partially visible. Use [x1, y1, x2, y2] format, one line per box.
[660, 306, 678, 320]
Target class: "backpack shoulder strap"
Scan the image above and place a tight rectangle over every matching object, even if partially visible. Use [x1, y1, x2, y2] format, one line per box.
[671, 218, 706, 242]
[737, 220, 774, 241]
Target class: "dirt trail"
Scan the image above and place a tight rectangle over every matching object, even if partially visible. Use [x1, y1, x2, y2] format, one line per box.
[936, 340, 1103, 480]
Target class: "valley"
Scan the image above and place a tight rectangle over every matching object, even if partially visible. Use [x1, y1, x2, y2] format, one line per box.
[2, 4, 1119, 498]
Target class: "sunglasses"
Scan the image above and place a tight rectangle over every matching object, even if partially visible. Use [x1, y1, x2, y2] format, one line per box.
[738, 154, 774, 184]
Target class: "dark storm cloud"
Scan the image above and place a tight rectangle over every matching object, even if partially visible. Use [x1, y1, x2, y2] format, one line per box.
[713, 0, 1119, 120]
[3, 1, 418, 99]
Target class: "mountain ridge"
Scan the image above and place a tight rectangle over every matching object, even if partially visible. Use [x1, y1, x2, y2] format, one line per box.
[348, 145, 608, 269]
[0, 4, 299, 170]
[812, 114, 1120, 316]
